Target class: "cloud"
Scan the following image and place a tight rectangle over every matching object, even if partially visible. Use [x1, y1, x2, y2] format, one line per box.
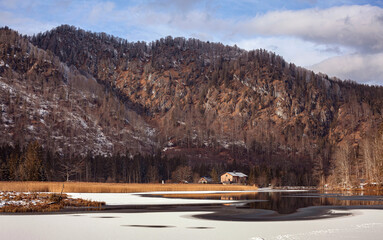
[236, 36, 352, 67]
[242, 5, 383, 53]
[235, 4, 383, 84]
[309, 53, 383, 85]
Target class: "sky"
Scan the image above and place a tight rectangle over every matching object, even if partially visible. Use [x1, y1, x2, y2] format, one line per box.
[1, 0, 383, 85]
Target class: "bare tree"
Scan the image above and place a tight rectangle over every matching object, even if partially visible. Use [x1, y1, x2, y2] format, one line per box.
[146, 165, 159, 183]
[332, 143, 352, 187]
[171, 166, 192, 183]
[57, 156, 84, 181]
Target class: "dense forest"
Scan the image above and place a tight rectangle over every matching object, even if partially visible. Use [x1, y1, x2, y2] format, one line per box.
[0, 142, 254, 185]
[1, 25, 383, 187]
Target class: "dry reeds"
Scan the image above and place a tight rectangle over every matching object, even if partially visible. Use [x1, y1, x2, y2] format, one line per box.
[0, 181, 257, 193]
[0, 192, 105, 213]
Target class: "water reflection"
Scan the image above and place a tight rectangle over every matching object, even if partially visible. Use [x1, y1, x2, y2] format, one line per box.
[156, 190, 383, 214]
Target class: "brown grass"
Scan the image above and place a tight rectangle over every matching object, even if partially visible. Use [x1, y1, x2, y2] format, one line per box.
[0, 181, 257, 193]
[0, 192, 105, 213]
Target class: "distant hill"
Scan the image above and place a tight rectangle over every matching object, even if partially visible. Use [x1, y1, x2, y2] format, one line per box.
[0, 25, 382, 186]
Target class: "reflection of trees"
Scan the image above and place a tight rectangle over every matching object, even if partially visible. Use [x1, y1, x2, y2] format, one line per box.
[247, 192, 383, 214]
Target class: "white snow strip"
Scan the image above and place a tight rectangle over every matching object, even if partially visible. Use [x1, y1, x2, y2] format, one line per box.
[68, 191, 248, 205]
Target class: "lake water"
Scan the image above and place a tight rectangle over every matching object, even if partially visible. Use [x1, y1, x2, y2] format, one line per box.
[149, 190, 383, 215]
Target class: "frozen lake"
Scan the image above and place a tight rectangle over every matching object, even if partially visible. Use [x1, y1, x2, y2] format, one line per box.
[1, 190, 383, 240]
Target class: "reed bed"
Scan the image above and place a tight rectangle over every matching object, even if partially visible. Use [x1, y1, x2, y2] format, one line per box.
[0, 181, 257, 193]
[0, 192, 105, 213]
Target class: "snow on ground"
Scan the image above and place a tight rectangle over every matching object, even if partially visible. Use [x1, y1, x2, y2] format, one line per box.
[0, 192, 43, 208]
[0, 209, 382, 240]
[68, 191, 258, 205]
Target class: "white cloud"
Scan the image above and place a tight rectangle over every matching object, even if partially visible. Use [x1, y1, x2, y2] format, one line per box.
[242, 5, 383, 53]
[235, 4, 383, 84]
[236, 36, 353, 67]
[309, 53, 383, 85]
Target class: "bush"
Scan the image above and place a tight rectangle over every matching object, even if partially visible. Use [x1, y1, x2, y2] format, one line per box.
[49, 193, 63, 202]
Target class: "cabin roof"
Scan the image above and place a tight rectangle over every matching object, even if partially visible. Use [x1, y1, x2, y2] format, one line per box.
[224, 172, 247, 177]
[200, 176, 212, 181]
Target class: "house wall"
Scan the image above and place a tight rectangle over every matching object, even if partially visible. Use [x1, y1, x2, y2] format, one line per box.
[221, 173, 233, 183]
[232, 176, 239, 183]
[198, 178, 208, 184]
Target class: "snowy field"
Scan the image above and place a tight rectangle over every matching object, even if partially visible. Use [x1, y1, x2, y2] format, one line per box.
[68, 191, 257, 205]
[0, 191, 383, 240]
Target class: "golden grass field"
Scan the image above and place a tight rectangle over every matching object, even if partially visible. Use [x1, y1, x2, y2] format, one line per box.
[0, 181, 257, 193]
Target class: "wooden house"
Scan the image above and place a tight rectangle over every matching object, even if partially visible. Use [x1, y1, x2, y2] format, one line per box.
[221, 171, 247, 184]
[198, 177, 213, 184]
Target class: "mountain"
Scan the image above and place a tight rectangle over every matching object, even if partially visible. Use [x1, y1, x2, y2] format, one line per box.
[0, 27, 156, 157]
[1, 25, 382, 186]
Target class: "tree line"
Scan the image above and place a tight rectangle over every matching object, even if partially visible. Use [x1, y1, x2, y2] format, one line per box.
[1, 138, 381, 187]
[0, 142, 254, 184]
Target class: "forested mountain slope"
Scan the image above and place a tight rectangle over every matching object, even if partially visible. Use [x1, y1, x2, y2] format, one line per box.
[0, 25, 382, 186]
[0, 27, 155, 157]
